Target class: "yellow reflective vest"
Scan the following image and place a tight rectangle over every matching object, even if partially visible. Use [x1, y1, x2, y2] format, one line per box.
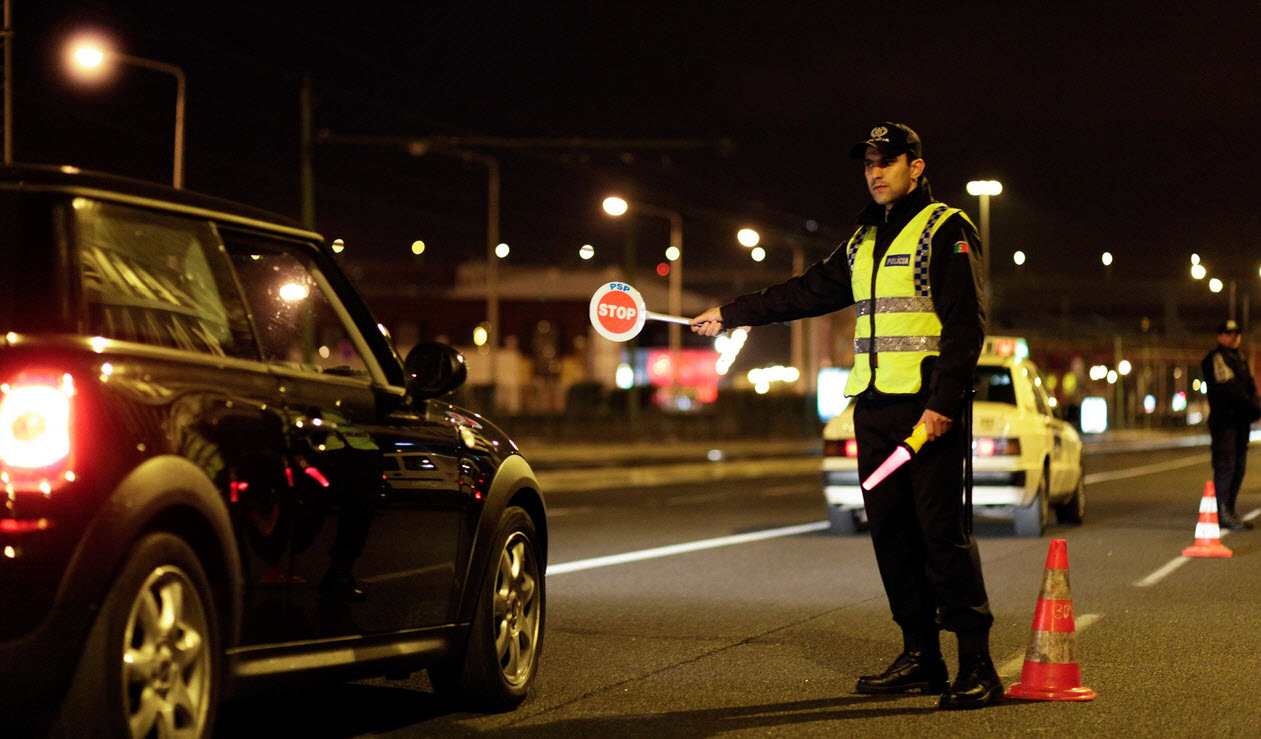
[844, 203, 969, 396]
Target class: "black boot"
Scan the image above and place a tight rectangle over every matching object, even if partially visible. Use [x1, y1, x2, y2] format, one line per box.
[1227, 510, 1254, 529]
[856, 651, 949, 695]
[939, 653, 1002, 710]
[1220, 510, 1246, 531]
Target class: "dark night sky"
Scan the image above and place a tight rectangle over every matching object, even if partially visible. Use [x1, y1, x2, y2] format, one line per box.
[10, 1, 1261, 288]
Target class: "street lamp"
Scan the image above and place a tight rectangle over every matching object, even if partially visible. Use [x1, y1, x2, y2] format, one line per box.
[603, 196, 684, 396]
[966, 180, 1002, 316]
[68, 39, 186, 188]
[737, 226, 806, 378]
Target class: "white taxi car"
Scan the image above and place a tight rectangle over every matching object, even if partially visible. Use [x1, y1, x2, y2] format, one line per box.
[821, 337, 1085, 537]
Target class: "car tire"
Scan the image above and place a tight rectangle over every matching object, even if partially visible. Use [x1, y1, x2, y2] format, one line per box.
[1013, 469, 1049, 537]
[827, 506, 860, 536]
[54, 532, 220, 738]
[1054, 467, 1086, 525]
[430, 506, 544, 712]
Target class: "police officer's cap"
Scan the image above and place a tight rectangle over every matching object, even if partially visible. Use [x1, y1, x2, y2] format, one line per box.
[1218, 319, 1241, 334]
[850, 122, 923, 160]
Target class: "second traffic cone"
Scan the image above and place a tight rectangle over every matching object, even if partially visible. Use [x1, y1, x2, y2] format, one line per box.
[1005, 538, 1096, 701]
[1182, 481, 1233, 558]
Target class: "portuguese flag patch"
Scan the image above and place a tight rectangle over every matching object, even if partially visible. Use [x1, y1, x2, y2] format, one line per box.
[953, 241, 970, 254]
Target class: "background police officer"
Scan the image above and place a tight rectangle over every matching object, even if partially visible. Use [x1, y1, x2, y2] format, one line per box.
[1202, 319, 1260, 530]
[691, 122, 999, 709]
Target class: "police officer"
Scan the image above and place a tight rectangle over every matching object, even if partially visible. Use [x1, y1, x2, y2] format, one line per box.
[692, 122, 1000, 709]
[1202, 319, 1260, 530]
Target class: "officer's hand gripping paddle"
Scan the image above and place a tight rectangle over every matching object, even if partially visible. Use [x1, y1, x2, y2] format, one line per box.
[588, 281, 709, 342]
[860, 422, 929, 491]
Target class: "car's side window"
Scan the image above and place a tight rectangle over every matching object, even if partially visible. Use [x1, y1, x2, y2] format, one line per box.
[223, 238, 372, 379]
[73, 199, 256, 359]
[976, 367, 1016, 406]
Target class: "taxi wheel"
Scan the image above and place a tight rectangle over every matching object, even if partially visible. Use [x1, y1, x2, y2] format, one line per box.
[1014, 469, 1049, 537]
[1055, 469, 1086, 524]
[827, 506, 861, 535]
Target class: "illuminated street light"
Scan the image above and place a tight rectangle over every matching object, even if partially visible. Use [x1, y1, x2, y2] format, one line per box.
[1101, 252, 1114, 267]
[411, 240, 425, 255]
[331, 238, 345, 254]
[579, 244, 595, 260]
[966, 180, 1002, 316]
[67, 38, 186, 188]
[1191, 263, 1207, 280]
[495, 242, 510, 259]
[602, 196, 629, 217]
[737, 228, 760, 247]
[1209, 278, 1224, 293]
[1013, 250, 1026, 266]
[750, 246, 766, 262]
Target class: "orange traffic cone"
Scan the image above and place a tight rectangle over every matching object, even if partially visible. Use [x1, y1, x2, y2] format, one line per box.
[1005, 538, 1096, 701]
[1182, 481, 1233, 558]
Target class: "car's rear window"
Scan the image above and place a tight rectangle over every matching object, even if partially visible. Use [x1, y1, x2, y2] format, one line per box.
[976, 366, 1016, 405]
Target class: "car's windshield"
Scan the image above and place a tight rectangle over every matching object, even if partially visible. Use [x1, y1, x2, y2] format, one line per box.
[975, 366, 1017, 405]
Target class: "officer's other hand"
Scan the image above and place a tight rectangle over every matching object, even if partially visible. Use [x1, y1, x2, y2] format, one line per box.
[918, 409, 953, 441]
[691, 308, 724, 336]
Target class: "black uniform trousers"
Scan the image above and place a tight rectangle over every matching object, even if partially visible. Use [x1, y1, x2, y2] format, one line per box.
[1210, 419, 1250, 517]
[854, 395, 994, 639]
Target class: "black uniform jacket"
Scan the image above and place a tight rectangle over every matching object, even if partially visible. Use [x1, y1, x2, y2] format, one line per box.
[1202, 344, 1261, 427]
[719, 184, 985, 418]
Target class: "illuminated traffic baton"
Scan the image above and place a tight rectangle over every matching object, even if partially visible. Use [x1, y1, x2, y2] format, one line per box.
[860, 422, 929, 491]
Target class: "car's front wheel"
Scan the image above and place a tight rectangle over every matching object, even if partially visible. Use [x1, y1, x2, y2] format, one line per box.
[55, 532, 219, 738]
[431, 505, 544, 711]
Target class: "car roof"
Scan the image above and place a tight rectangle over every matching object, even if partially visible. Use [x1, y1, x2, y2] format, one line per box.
[0, 164, 321, 242]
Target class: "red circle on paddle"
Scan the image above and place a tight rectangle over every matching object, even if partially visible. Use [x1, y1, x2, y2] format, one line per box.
[595, 289, 640, 334]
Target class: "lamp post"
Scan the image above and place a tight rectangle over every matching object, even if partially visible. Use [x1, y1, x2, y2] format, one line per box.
[966, 179, 1002, 316]
[603, 197, 683, 398]
[737, 227, 805, 378]
[70, 42, 186, 188]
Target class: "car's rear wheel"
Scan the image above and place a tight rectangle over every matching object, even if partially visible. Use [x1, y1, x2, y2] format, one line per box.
[1054, 467, 1086, 524]
[430, 506, 544, 711]
[55, 532, 219, 738]
[827, 505, 860, 535]
[1014, 469, 1049, 537]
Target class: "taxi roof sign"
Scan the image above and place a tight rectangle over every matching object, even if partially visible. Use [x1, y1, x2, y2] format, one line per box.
[984, 335, 1029, 359]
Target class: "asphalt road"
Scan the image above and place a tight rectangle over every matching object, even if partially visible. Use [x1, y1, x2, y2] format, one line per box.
[217, 443, 1261, 737]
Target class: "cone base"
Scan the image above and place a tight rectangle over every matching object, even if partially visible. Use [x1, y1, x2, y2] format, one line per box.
[1182, 541, 1233, 558]
[1005, 681, 1096, 702]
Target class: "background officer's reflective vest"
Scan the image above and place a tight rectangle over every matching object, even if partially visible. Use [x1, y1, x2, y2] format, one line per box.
[844, 204, 966, 396]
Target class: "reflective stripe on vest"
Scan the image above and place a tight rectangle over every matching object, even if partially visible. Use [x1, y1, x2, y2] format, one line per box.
[844, 204, 958, 396]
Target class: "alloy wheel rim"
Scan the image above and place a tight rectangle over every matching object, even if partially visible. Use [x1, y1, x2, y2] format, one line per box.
[492, 532, 540, 686]
[122, 565, 211, 738]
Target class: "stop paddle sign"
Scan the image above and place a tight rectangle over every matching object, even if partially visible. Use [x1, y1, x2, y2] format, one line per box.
[588, 282, 699, 342]
[589, 282, 647, 341]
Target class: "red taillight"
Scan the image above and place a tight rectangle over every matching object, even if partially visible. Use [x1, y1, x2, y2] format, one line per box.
[0, 373, 76, 493]
[973, 437, 1020, 457]
[823, 439, 860, 458]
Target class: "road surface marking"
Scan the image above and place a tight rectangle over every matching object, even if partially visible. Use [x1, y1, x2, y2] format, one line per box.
[998, 612, 1101, 679]
[1083, 454, 1203, 484]
[762, 483, 815, 497]
[549, 521, 830, 575]
[1134, 506, 1259, 587]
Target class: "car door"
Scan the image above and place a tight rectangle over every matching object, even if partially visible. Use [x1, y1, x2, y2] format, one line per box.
[222, 232, 465, 639]
[1029, 366, 1073, 494]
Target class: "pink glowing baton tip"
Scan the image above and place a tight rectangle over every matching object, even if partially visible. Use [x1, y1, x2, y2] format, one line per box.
[860, 422, 929, 491]
[861, 445, 910, 491]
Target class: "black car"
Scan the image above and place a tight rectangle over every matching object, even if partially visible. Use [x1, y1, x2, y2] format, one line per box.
[0, 165, 547, 737]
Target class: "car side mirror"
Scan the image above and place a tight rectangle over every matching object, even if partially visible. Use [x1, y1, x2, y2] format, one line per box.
[403, 341, 468, 400]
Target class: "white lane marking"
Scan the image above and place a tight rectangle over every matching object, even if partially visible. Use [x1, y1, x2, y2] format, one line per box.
[1083, 454, 1204, 485]
[547, 506, 597, 517]
[549, 521, 830, 575]
[665, 492, 730, 506]
[999, 613, 1101, 678]
[1134, 557, 1191, 587]
[1134, 506, 1259, 587]
[762, 483, 815, 497]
